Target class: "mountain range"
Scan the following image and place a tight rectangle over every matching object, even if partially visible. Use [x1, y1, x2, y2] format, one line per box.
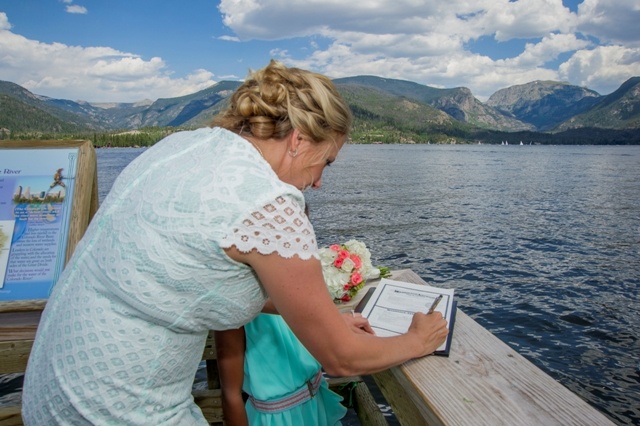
[1, 74, 639, 144]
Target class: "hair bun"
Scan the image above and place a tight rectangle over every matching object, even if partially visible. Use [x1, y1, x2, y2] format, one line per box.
[211, 60, 352, 142]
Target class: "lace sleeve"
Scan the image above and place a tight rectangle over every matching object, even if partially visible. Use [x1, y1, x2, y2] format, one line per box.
[221, 196, 319, 260]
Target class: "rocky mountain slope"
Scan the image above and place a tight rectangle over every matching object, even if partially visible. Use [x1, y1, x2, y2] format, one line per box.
[334, 76, 534, 132]
[486, 80, 601, 131]
[554, 77, 640, 131]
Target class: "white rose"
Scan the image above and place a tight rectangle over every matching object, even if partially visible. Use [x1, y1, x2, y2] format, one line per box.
[345, 240, 372, 262]
[340, 257, 356, 273]
[344, 239, 367, 255]
[319, 247, 338, 267]
[366, 267, 381, 279]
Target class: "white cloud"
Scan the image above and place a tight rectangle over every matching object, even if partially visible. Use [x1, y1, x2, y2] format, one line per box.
[220, 0, 443, 40]
[219, 0, 638, 98]
[577, 0, 640, 45]
[484, 0, 576, 41]
[218, 35, 240, 42]
[510, 33, 591, 68]
[559, 45, 640, 94]
[66, 5, 88, 15]
[2, 1, 638, 105]
[219, 0, 576, 43]
[0, 12, 11, 31]
[0, 21, 216, 102]
[86, 56, 166, 80]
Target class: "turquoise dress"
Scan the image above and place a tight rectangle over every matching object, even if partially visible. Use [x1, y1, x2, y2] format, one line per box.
[243, 314, 347, 425]
[21, 128, 319, 425]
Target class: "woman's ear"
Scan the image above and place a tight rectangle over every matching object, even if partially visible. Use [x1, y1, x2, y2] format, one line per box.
[289, 129, 305, 155]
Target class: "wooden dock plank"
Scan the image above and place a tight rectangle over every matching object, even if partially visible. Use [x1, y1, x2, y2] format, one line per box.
[0, 405, 23, 426]
[373, 269, 615, 426]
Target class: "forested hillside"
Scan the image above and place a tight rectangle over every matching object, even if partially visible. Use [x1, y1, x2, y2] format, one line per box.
[0, 94, 86, 136]
[1, 75, 639, 145]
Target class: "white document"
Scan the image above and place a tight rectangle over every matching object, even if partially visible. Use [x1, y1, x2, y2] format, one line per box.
[359, 278, 455, 353]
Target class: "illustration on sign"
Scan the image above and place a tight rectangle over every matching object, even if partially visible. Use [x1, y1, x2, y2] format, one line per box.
[0, 148, 78, 300]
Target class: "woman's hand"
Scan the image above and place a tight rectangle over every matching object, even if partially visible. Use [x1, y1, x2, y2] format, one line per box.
[342, 311, 375, 335]
[407, 311, 449, 356]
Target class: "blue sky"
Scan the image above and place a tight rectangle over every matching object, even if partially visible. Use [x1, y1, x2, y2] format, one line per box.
[0, 0, 639, 103]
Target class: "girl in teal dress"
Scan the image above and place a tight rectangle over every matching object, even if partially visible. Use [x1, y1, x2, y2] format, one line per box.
[245, 313, 347, 425]
[217, 313, 357, 426]
[216, 204, 350, 425]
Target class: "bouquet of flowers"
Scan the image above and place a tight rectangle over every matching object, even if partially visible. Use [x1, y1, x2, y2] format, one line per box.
[319, 239, 389, 303]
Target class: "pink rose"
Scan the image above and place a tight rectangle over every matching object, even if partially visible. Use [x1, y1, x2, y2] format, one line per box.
[337, 250, 349, 261]
[351, 272, 363, 285]
[349, 254, 362, 269]
[330, 244, 341, 251]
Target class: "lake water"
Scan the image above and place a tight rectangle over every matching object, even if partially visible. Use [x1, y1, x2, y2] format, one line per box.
[307, 143, 640, 425]
[3, 143, 638, 424]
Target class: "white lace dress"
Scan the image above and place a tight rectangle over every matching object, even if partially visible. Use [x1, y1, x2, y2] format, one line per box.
[22, 127, 318, 425]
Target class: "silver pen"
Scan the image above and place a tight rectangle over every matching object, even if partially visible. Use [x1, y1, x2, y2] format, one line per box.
[427, 294, 443, 314]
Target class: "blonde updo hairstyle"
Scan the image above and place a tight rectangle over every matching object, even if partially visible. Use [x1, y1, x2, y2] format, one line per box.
[212, 60, 352, 165]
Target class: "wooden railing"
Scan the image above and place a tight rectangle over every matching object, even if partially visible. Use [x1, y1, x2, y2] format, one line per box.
[361, 269, 615, 426]
[0, 269, 616, 425]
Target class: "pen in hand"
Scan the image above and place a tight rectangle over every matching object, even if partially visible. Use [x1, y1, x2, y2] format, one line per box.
[427, 294, 443, 315]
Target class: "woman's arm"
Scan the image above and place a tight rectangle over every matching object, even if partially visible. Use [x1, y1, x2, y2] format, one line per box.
[214, 328, 249, 426]
[225, 246, 449, 377]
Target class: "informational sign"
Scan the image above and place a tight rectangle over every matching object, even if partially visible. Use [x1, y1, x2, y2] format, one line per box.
[0, 148, 79, 300]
